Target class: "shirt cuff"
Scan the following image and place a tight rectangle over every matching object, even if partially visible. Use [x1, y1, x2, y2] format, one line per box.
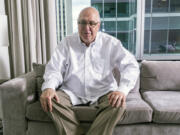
[41, 79, 58, 91]
[116, 85, 131, 96]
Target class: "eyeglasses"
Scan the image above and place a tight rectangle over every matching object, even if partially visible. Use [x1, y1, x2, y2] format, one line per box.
[78, 20, 99, 28]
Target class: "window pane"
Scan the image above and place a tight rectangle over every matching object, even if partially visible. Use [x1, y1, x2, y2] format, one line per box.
[151, 17, 169, 53]
[117, 32, 128, 49]
[117, 2, 129, 17]
[168, 30, 180, 53]
[152, 0, 169, 13]
[144, 30, 150, 54]
[169, 17, 180, 29]
[170, 0, 180, 12]
[117, 21, 129, 31]
[144, 0, 180, 55]
[108, 32, 116, 37]
[152, 17, 169, 30]
[145, 0, 151, 13]
[169, 16, 180, 53]
[104, 21, 116, 32]
[151, 30, 168, 53]
[92, 0, 137, 54]
[144, 15, 150, 54]
[104, 0, 116, 18]
[130, 31, 136, 54]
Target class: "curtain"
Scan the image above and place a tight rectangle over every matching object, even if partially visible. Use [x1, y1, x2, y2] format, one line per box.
[5, 0, 57, 78]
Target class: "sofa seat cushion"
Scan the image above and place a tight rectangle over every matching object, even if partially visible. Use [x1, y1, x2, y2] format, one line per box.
[26, 93, 152, 124]
[119, 92, 152, 124]
[26, 101, 98, 122]
[142, 91, 180, 124]
[26, 101, 52, 122]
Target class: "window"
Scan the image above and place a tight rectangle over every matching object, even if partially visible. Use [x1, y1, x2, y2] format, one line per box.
[92, 0, 137, 54]
[56, 0, 180, 60]
[56, 0, 73, 43]
[144, 0, 180, 60]
[56, 0, 66, 42]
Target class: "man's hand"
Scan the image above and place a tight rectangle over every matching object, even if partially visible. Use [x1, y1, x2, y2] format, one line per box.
[40, 88, 59, 112]
[108, 91, 126, 108]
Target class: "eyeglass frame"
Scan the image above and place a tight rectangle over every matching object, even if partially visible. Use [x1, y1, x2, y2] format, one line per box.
[78, 20, 100, 28]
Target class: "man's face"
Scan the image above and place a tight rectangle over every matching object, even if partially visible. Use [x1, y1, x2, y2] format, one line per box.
[78, 9, 100, 46]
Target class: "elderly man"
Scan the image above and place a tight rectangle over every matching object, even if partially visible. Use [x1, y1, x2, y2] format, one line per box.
[40, 7, 139, 135]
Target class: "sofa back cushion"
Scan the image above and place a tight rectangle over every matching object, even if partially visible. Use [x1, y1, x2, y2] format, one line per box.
[140, 60, 180, 91]
[33, 63, 45, 97]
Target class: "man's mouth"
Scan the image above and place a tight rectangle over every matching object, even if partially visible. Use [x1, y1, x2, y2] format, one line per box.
[84, 33, 91, 36]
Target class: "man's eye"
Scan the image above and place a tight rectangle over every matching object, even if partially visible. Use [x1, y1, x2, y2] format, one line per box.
[78, 21, 86, 25]
[81, 21, 87, 25]
[89, 22, 96, 26]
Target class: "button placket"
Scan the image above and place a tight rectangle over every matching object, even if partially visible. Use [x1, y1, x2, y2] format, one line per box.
[84, 47, 92, 99]
[84, 47, 87, 98]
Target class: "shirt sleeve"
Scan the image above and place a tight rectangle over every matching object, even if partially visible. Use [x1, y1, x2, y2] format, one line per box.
[41, 40, 68, 91]
[111, 41, 140, 96]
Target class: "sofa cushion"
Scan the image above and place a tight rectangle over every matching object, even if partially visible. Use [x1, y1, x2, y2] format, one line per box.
[26, 92, 152, 124]
[142, 91, 180, 124]
[32, 63, 45, 97]
[140, 60, 180, 91]
[119, 92, 152, 124]
[26, 101, 51, 122]
[26, 101, 97, 122]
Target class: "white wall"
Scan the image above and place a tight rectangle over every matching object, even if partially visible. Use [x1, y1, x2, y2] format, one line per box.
[0, 15, 9, 46]
[65, 0, 73, 35]
[72, 0, 90, 33]
[0, 0, 10, 80]
[0, 0, 5, 14]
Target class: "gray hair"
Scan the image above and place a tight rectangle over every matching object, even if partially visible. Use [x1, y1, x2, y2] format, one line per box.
[78, 7, 101, 22]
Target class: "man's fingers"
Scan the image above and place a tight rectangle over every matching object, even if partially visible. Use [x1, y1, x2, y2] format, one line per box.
[40, 88, 57, 112]
[54, 94, 59, 103]
[41, 99, 48, 112]
[115, 96, 122, 108]
[121, 96, 126, 107]
[108, 94, 114, 105]
[108, 91, 126, 108]
[44, 102, 48, 112]
[112, 95, 119, 107]
[108, 93, 111, 99]
[47, 98, 52, 112]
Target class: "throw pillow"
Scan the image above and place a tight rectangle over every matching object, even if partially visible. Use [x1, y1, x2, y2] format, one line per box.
[32, 63, 46, 97]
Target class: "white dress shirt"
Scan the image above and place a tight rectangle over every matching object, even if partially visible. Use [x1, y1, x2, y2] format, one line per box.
[42, 32, 139, 105]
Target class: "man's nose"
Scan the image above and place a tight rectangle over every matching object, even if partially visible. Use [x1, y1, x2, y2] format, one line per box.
[83, 24, 91, 31]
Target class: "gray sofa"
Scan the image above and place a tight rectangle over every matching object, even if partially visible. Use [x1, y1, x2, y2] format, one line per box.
[0, 60, 180, 135]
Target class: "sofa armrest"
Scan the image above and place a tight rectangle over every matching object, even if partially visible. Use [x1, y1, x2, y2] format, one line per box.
[0, 71, 37, 135]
